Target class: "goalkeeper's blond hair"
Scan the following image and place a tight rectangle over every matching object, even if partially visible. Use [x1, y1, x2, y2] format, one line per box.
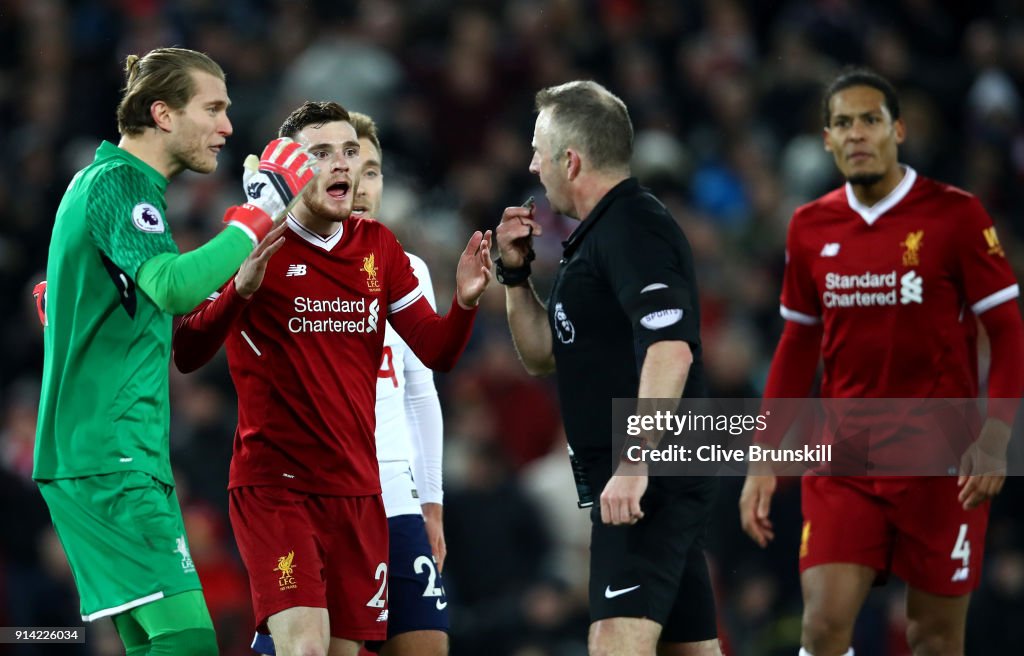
[116, 47, 225, 136]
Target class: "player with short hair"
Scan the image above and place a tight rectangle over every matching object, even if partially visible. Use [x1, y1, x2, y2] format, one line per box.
[173, 101, 490, 656]
[250, 112, 451, 656]
[739, 67, 1024, 656]
[33, 47, 315, 656]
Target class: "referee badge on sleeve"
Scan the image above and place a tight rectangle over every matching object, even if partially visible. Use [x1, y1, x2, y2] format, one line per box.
[554, 302, 576, 344]
[640, 308, 684, 330]
[639, 283, 683, 329]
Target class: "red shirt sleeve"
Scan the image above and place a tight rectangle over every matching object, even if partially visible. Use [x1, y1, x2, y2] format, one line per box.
[954, 199, 1023, 423]
[958, 199, 1019, 314]
[754, 320, 823, 447]
[388, 295, 477, 372]
[779, 209, 822, 325]
[384, 230, 419, 310]
[379, 226, 477, 371]
[172, 279, 250, 373]
[979, 292, 1024, 423]
[754, 210, 827, 447]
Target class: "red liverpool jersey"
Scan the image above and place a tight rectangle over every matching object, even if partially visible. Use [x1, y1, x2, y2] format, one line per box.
[192, 216, 422, 496]
[781, 167, 1019, 400]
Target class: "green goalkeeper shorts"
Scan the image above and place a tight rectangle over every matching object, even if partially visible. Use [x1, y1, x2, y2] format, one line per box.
[38, 471, 204, 621]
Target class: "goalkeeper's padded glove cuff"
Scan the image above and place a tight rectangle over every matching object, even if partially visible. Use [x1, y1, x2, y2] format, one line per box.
[223, 203, 275, 246]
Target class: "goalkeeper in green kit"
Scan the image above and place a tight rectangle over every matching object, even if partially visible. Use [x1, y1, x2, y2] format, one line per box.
[32, 47, 316, 655]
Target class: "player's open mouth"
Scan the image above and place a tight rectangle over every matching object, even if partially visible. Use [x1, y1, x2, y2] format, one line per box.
[351, 204, 368, 216]
[327, 181, 350, 199]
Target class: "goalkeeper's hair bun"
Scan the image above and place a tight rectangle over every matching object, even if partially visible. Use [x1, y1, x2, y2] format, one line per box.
[123, 54, 141, 86]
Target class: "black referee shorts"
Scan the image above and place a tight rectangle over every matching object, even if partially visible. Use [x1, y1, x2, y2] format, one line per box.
[588, 477, 718, 643]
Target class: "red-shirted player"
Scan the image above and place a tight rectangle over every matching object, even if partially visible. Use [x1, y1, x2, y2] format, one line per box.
[172, 101, 492, 656]
[739, 69, 1024, 656]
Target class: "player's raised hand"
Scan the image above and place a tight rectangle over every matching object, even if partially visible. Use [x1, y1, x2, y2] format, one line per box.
[740, 461, 777, 548]
[600, 460, 648, 525]
[455, 230, 493, 308]
[223, 137, 317, 243]
[243, 137, 318, 221]
[958, 417, 1009, 510]
[495, 199, 542, 268]
[235, 222, 288, 299]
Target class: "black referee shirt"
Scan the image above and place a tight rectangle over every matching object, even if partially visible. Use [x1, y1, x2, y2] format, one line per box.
[548, 178, 705, 479]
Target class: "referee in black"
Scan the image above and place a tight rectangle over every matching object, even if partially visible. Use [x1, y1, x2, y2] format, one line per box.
[495, 80, 721, 656]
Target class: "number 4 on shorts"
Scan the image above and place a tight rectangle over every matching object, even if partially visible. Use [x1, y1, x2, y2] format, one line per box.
[950, 523, 971, 582]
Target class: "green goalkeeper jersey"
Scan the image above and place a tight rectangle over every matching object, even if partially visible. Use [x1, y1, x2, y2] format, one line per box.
[35, 141, 183, 484]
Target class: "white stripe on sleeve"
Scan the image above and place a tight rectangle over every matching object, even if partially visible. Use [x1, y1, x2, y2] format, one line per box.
[971, 284, 1020, 316]
[389, 288, 424, 315]
[780, 305, 821, 325]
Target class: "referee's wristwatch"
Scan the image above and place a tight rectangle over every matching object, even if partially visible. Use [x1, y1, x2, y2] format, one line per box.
[495, 250, 535, 287]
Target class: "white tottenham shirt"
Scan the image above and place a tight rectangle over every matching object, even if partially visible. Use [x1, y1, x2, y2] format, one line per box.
[375, 253, 444, 517]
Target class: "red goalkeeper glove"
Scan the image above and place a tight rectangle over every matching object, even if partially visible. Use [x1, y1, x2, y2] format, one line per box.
[223, 137, 317, 244]
[33, 280, 47, 326]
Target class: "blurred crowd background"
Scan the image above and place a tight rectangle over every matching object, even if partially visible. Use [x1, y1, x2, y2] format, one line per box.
[3, 0, 1024, 654]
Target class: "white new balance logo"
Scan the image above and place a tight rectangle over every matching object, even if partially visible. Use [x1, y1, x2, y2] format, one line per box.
[900, 270, 923, 304]
[820, 243, 840, 257]
[286, 264, 307, 277]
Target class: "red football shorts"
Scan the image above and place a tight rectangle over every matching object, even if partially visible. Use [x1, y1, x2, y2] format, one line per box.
[799, 476, 988, 595]
[229, 486, 389, 641]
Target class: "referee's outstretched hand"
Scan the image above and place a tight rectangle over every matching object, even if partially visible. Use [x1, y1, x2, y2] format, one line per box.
[600, 460, 648, 525]
[740, 461, 776, 548]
